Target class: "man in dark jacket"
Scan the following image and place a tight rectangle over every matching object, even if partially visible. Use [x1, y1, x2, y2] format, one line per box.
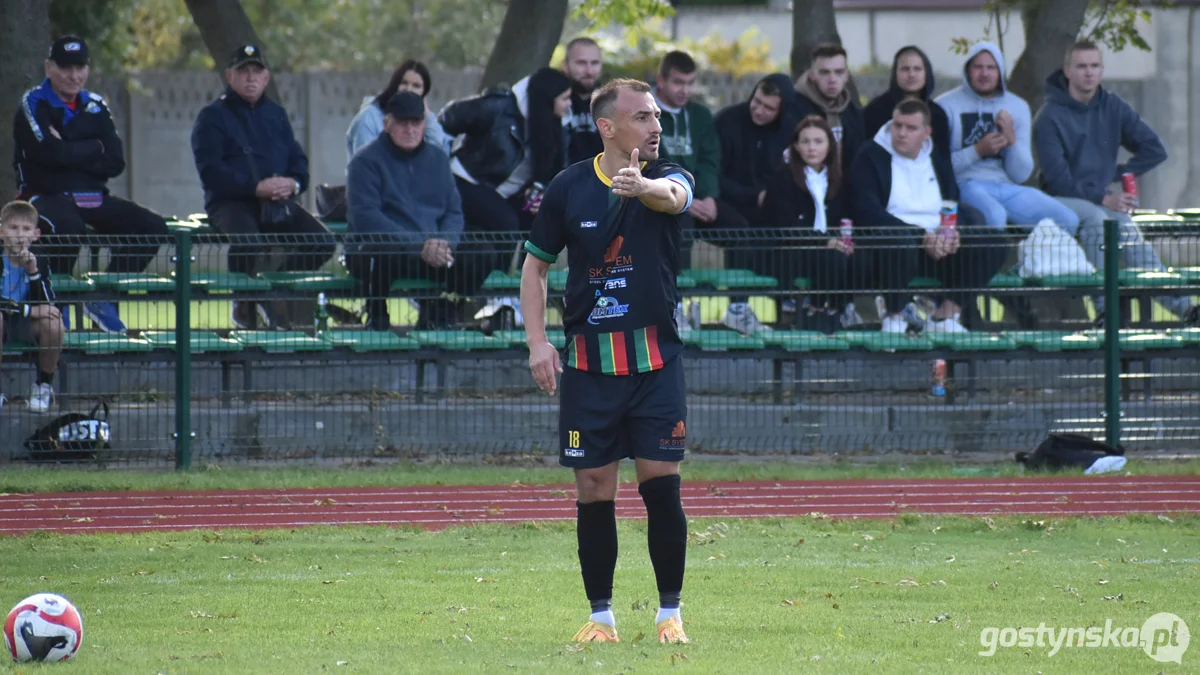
[714, 74, 797, 224]
[563, 37, 605, 164]
[13, 35, 170, 334]
[851, 100, 1004, 334]
[794, 43, 866, 177]
[863, 46, 951, 166]
[345, 92, 477, 330]
[1034, 39, 1195, 326]
[191, 45, 335, 330]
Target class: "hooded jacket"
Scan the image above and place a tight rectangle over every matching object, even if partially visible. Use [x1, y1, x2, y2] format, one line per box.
[935, 41, 1034, 185]
[439, 78, 528, 196]
[14, 79, 126, 197]
[654, 91, 721, 200]
[714, 73, 798, 222]
[850, 122, 958, 240]
[793, 72, 865, 174]
[863, 46, 952, 166]
[565, 84, 604, 164]
[1033, 69, 1167, 204]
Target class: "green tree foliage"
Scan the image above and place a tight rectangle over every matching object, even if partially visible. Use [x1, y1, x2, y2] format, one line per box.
[952, 0, 1163, 56]
[49, 0, 136, 74]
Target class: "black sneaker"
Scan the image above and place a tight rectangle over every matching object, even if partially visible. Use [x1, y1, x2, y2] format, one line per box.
[256, 301, 293, 331]
[1183, 305, 1200, 328]
[231, 301, 257, 330]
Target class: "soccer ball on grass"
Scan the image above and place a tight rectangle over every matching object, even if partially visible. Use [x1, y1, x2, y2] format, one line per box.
[4, 593, 83, 662]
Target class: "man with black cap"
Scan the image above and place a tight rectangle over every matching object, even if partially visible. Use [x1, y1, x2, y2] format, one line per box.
[191, 44, 335, 330]
[13, 35, 171, 334]
[345, 92, 484, 330]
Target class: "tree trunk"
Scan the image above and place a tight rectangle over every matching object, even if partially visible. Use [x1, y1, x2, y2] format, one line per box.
[183, 0, 279, 100]
[481, 0, 569, 90]
[790, 0, 841, 78]
[0, 0, 51, 198]
[1006, 0, 1090, 111]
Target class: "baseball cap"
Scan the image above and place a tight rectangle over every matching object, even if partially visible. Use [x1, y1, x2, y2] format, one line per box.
[385, 92, 424, 120]
[228, 44, 269, 70]
[49, 36, 89, 67]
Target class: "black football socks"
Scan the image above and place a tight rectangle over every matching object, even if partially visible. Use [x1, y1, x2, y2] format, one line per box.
[577, 499, 618, 624]
[638, 474, 687, 617]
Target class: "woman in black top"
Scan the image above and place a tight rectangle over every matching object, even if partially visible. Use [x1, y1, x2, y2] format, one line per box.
[759, 115, 872, 332]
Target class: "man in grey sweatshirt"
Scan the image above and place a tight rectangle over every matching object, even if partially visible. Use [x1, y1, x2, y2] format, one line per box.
[1034, 40, 1196, 326]
[936, 41, 1079, 232]
[346, 92, 483, 331]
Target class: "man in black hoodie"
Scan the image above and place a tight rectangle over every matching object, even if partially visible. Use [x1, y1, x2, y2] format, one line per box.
[714, 74, 797, 224]
[794, 43, 865, 174]
[863, 46, 951, 165]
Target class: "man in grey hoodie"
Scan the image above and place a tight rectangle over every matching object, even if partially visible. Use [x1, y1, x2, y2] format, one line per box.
[936, 42, 1079, 232]
[1034, 40, 1196, 326]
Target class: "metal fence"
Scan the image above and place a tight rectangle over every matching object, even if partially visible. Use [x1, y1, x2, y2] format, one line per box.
[1, 217, 1198, 467]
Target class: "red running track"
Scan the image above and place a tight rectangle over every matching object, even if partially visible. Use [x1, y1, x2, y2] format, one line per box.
[1, 475, 1198, 535]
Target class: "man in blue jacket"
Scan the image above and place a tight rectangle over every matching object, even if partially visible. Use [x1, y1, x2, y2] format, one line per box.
[345, 92, 479, 331]
[1034, 40, 1196, 327]
[191, 45, 335, 330]
[13, 35, 170, 334]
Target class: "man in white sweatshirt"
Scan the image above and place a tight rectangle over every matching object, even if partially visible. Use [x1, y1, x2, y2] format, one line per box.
[850, 100, 1007, 333]
[936, 42, 1079, 233]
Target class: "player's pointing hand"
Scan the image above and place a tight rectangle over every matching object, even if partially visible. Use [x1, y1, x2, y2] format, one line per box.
[611, 147, 647, 198]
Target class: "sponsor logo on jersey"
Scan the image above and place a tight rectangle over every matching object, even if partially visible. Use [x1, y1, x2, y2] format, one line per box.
[587, 296, 630, 325]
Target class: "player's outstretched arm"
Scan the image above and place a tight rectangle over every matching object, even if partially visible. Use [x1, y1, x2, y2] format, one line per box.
[520, 253, 562, 395]
[610, 148, 689, 215]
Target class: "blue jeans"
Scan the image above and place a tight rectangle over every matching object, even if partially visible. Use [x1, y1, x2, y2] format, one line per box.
[958, 180, 1081, 232]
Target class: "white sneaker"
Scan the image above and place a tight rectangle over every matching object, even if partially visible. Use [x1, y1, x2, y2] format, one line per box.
[676, 301, 701, 334]
[926, 313, 969, 334]
[723, 302, 772, 334]
[28, 383, 53, 413]
[881, 315, 908, 333]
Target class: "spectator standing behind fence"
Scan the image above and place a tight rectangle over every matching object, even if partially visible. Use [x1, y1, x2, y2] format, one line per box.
[563, 37, 605, 164]
[345, 92, 475, 331]
[863, 46, 951, 167]
[13, 35, 170, 335]
[346, 59, 450, 159]
[851, 100, 1006, 334]
[936, 42, 1079, 234]
[758, 116, 872, 334]
[0, 200, 62, 413]
[1034, 40, 1198, 327]
[439, 67, 571, 235]
[793, 43, 865, 178]
[191, 45, 336, 331]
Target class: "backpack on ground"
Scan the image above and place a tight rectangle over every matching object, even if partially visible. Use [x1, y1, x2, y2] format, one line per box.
[23, 401, 112, 462]
[1016, 433, 1125, 473]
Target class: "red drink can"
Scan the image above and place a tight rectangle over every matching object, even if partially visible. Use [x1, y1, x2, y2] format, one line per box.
[939, 201, 958, 229]
[839, 218, 854, 250]
[1121, 173, 1139, 205]
[931, 359, 947, 397]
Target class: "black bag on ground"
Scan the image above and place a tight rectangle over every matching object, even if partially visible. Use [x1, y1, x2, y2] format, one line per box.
[1015, 433, 1124, 471]
[315, 184, 347, 221]
[23, 402, 112, 462]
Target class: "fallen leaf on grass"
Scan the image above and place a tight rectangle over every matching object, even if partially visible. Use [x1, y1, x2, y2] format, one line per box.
[313, 498, 338, 506]
[322, 579, 345, 585]
[665, 652, 688, 665]
[631, 597, 650, 611]
[854, 577, 888, 586]
[980, 517, 996, 530]
[781, 599, 800, 607]
[1091, 560, 1109, 568]
[944, 556, 956, 563]
[251, 554, 266, 564]
[988, 581, 999, 590]
[861, 534, 875, 541]
[704, 554, 725, 562]
[824, 592, 834, 599]
[1158, 515, 1174, 523]
[487, 506, 505, 516]
[897, 578, 920, 587]
[549, 489, 571, 498]
[1097, 579, 1109, 585]
[475, 577, 496, 583]
[73, 517, 93, 523]
[795, 538, 805, 545]
[929, 613, 950, 623]
[189, 611, 213, 619]
[630, 632, 645, 644]
[336, 661, 349, 666]
[1102, 594, 1123, 601]
[706, 485, 728, 497]
[832, 603, 840, 610]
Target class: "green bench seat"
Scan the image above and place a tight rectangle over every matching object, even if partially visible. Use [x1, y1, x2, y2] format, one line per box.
[256, 271, 356, 292]
[1175, 267, 1200, 284]
[1168, 327, 1200, 344]
[50, 274, 96, 294]
[987, 272, 1024, 288]
[490, 330, 566, 350]
[1002, 330, 1099, 351]
[839, 332, 935, 352]
[1027, 273, 1103, 288]
[322, 221, 349, 234]
[174, 271, 273, 293]
[686, 269, 777, 289]
[907, 276, 941, 289]
[482, 270, 521, 291]
[683, 330, 766, 351]
[1, 339, 37, 355]
[762, 330, 849, 352]
[140, 330, 243, 353]
[1079, 329, 1187, 351]
[317, 330, 420, 352]
[408, 330, 508, 351]
[925, 333, 1016, 351]
[229, 330, 333, 352]
[63, 333, 154, 354]
[389, 277, 441, 291]
[84, 272, 175, 293]
[1119, 270, 1186, 287]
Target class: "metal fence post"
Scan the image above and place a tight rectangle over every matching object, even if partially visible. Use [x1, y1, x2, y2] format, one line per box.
[1102, 218, 1121, 448]
[174, 230, 193, 469]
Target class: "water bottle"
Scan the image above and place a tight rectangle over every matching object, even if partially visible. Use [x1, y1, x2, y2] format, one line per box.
[315, 292, 330, 335]
[931, 359, 947, 397]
